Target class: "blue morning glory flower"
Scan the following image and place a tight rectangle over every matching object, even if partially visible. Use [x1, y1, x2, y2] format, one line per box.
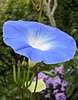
[3, 20, 76, 64]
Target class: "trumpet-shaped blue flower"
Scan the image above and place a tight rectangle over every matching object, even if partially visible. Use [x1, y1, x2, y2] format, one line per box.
[3, 20, 76, 64]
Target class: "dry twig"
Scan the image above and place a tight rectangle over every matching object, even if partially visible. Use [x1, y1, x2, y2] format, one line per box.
[44, 0, 58, 27]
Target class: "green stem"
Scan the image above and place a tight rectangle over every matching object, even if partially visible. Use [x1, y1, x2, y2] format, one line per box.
[34, 65, 38, 92]
[21, 88, 24, 100]
[26, 68, 30, 86]
[30, 0, 40, 11]
[23, 69, 26, 85]
[17, 63, 21, 83]
[38, 0, 43, 22]
[30, 93, 32, 100]
[18, 86, 24, 100]
[13, 65, 17, 83]
[30, 93, 35, 100]
[27, 73, 35, 87]
[29, 65, 38, 100]
[30, 0, 43, 22]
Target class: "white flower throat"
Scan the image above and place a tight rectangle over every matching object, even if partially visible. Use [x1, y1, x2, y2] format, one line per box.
[28, 35, 51, 51]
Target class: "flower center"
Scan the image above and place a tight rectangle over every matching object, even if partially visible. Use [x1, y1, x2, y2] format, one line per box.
[28, 36, 51, 51]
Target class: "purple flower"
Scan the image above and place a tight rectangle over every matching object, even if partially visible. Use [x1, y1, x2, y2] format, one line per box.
[54, 89, 59, 94]
[45, 93, 50, 98]
[61, 81, 68, 91]
[61, 81, 68, 87]
[45, 77, 53, 84]
[55, 93, 66, 100]
[48, 90, 50, 93]
[61, 87, 66, 92]
[40, 90, 45, 95]
[3, 20, 76, 64]
[52, 76, 61, 89]
[38, 68, 67, 99]
[55, 65, 64, 74]
[45, 77, 53, 88]
[33, 72, 48, 81]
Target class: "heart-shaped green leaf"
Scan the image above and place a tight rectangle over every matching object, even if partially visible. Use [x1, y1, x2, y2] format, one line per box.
[28, 79, 46, 93]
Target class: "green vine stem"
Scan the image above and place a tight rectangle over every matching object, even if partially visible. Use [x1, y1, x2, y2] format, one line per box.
[13, 65, 17, 83]
[30, 0, 40, 11]
[17, 85, 25, 100]
[26, 67, 31, 86]
[27, 73, 35, 87]
[38, 0, 43, 22]
[30, 0, 43, 22]
[34, 64, 38, 92]
[22, 70, 26, 85]
[17, 61, 21, 83]
[30, 93, 36, 100]
[20, 87, 24, 100]
[21, 89, 24, 100]
[30, 64, 38, 100]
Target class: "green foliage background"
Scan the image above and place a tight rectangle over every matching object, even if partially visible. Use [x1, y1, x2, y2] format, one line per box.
[0, 0, 78, 100]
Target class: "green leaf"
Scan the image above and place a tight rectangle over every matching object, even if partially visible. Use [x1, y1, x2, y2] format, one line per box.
[1, 96, 6, 100]
[66, 84, 75, 97]
[43, 71, 55, 77]
[28, 79, 46, 93]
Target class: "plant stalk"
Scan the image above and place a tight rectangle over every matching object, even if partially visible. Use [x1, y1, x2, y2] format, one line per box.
[38, 0, 43, 22]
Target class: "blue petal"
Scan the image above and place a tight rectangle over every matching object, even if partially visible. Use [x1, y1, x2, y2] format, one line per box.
[3, 20, 76, 64]
[43, 46, 76, 64]
[15, 47, 43, 62]
[4, 37, 43, 62]
[3, 38, 30, 51]
[3, 20, 30, 40]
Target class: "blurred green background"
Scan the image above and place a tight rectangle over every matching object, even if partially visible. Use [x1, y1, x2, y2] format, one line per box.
[0, 0, 78, 100]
